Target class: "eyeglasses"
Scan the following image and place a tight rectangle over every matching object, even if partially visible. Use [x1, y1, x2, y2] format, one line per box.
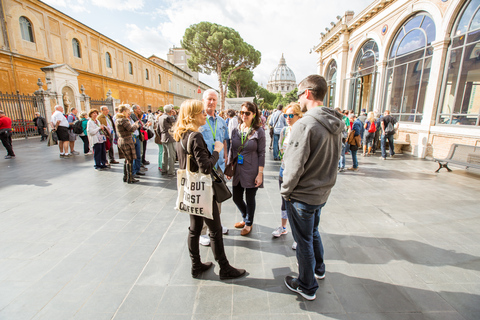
[283, 114, 296, 119]
[297, 88, 314, 99]
[240, 111, 252, 116]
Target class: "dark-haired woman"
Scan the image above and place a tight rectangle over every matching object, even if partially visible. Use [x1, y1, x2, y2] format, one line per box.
[227, 102, 266, 236]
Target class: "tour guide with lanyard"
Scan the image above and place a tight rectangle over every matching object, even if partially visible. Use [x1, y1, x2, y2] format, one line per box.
[224, 123, 253, 177]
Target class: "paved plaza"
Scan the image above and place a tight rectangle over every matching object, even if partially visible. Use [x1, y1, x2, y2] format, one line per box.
[1, 136, 480, 320]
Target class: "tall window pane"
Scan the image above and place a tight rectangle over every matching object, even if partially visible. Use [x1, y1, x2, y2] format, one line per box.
[72, 38, 81, 58]
[145, 69, 149, 80]
[128, 62, 133, 75]
[383, 13, 435, 122]
[438, 0, 480, 125]
[106, 52, 112, 68]
[19, 16, 34, 42]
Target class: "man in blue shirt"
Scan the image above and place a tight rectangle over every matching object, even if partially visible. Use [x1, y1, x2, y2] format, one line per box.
[269, 104, 287, 160]
[199, 89, 229, 246]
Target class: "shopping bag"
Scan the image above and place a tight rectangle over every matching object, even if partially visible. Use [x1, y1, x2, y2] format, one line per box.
[175, 154, 214, 219]
[47, 130, 58, 146]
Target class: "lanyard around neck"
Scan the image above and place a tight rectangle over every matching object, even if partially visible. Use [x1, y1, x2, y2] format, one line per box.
[240, 124, 253, 146]
[207, 116, 217, 140]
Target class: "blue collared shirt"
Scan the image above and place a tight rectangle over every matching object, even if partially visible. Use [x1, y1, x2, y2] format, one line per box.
[200, 114, 229, 171]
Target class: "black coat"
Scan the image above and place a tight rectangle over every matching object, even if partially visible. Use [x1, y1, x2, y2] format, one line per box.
[33, 116, 47, 128]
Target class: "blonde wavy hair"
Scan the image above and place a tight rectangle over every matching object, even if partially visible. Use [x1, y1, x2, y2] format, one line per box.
[367, 111, 375, 123]
[173, 99, 204, 141]
[283, 102, 303, 117]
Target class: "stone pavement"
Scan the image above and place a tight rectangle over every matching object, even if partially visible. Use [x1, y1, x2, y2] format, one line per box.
[1, 136, 479, 320]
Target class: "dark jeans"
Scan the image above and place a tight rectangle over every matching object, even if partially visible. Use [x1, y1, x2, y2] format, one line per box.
[133, 136, 141, 174]
[232, 183, 258, 226]
[142, 140, 147, 163]
[188, 200, 229, 268]
[273, 133, 280, 159]
[0, 133, 15, 156]
[286, 199, 326, 296]
[351, 148, 358, 168]
[80, 135, 89, 153]
[108, 138, 115, 160]
[381, 134, 395, 158]
[93, 142, 107, 168]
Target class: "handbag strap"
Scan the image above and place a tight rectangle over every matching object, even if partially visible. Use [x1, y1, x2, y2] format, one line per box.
[180, 132, 196, 172]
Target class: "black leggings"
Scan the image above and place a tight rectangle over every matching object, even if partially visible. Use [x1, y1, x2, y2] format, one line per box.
[188, 201, 229, 268]
[232, 183, 258, 226]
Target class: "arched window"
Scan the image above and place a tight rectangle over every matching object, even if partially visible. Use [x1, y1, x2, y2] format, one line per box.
[128, 62, 133, 75]
[383, 13, 435, 122]
[158, 74, 161, 84]
[348, 40, 379, 114]
[19, 16, 34, 42]
[145, 69, 149, 80]
[326, 60, 337, 108]
[72, 38, 81, 58]
[438, 0, 480, 126]
[106, 52, 112, 68]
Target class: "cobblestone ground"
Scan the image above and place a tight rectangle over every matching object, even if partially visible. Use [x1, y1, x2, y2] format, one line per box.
[1, 136, 479, 320]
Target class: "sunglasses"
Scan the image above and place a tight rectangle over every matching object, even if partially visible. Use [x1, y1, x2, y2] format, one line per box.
[297, 88, 314, 99]
[283, 114, 296, 119]
[240, 111, 252, 116]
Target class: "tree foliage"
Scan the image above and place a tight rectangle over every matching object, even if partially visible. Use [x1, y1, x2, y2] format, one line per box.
[224, 69, 257, 98]
[181, 22, 261, 110]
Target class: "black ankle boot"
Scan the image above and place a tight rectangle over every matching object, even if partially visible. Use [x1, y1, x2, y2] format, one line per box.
[123, 163, 127, 182]
[219, 264, 246, 280]
[191, 262, 213, 278]
[127, 164, 139, 184]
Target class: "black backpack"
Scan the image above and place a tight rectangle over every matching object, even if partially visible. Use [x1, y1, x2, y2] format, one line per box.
[73, 120, 84, 134]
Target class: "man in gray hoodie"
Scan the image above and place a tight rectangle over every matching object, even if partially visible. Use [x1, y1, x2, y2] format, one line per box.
[281, 74, 344, 301]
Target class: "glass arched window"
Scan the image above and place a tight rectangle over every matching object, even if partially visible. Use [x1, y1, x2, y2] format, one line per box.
[128, 62, 133, 75]
[158, 74, 161, 84]
[383, 13, 435, 122]
[72, 38, 81, 58]
[348, 40, 379, 114]
[325, 60, 337, 108]
[19, 16, 34, 42]
[106, 52, 112, 68]
[145, 69, 149, 80]
[438, 0, 480, 126]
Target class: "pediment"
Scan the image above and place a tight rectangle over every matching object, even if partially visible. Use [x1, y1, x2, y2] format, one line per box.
[40, 64, 79, 77]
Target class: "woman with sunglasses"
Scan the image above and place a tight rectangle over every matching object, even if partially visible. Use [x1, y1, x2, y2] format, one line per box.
[174, 99, 246, 280]
[227, 102, 266, 236]
[272, 103, 302, 248]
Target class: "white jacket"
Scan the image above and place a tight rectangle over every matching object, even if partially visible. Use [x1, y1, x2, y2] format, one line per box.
[87, 119, 105, 148]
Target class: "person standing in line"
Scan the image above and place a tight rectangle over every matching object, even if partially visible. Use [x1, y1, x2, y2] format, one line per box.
[347, 115, 362, 171]
[67, 107, 80, 155]
[115, 105, 142, 183]
[272, 102, 302, 243]
[173, 99, 246, 280]
[78, 111, 91, 155]
[269, 104, 287, 160]
[226, 109, 238, 157]
[154, 111, 164, 172]
[281, 75, 343, 301]
[51, 105, 71, 158]
[0, 110, 15, 159]
[32, 112, 47, 141]
[227, 102, 265, 236]
[198, 89, 229, 246]
[363, 111, 376, 156]
[335, 107, 348, 172]
[158, 105, 176, 177]
[98, 106, 119, 164]
[86, 109, 108, 170]
[131, 105, 150, 166]
[381, 110, 399, 160]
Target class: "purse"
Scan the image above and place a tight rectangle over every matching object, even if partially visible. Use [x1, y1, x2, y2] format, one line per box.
[211, 167, 232, 203]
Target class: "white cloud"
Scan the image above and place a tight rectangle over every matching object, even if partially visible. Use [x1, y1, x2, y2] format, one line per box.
[124, 24, 172, 57]
[90, 0, 145, 11]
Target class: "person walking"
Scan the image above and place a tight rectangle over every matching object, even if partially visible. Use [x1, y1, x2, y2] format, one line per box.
[32, 112, 47, 141]
[281, 75, 343, 301]
[227, 102, 266, 236]
[0, 110, 15, 159]
[173, 99, 246, 280]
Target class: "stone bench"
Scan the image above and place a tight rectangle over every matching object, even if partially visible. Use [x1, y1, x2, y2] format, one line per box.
[433, 143, 480, 172]
[393, 141, 410, 154]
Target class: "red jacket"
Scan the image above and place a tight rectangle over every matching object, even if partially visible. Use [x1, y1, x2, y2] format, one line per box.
[0, 116, 12, 130]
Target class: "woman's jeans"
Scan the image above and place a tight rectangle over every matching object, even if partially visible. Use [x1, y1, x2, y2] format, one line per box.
[93, 142, 107, 168]
[286, 199, 326, 296]
[350, 148, 358, 168]
[157, 143, 163, 169]
[133, 136, 141, 175]
[338, 142, 346, 169]
[232, 183, 258, 226]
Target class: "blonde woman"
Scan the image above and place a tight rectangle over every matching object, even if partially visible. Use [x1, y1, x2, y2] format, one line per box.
[173, 99, 246, 280]
[363, 111, 376, 156]
[272, 103, 302, 248]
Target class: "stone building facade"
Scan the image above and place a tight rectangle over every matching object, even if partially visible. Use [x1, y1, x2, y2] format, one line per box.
[314, 0, 480, 159]
[0, 0, 211, 115]
[266, 54, 297, 96]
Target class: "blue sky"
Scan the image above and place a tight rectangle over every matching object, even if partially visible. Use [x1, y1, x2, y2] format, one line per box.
[42, 0, 372, 89]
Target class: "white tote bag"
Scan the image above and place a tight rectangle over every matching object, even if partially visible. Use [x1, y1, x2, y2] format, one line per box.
[175, 153, 214, 220]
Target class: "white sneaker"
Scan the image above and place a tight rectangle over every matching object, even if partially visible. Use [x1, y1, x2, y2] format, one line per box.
[85, 151, 93, 155]
[272, 226, 288, 238]
[222, 226, 229, 235]
[71, 150, 80, 155]
[292, 242, 297, 250]
[199, 235, 210, 246]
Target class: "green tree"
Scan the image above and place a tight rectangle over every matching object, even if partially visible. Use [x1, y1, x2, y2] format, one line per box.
[224, 69, 257, 98]
[181, 22, 261, 110]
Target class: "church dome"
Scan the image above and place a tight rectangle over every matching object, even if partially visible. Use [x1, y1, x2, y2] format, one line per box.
[267, 54, 297, 96]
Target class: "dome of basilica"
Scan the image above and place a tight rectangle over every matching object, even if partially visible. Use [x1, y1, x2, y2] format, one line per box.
[267, 54, 297, 96]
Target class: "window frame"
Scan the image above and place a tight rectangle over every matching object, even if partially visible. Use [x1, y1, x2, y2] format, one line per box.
[19, 16, 35, 43]
[106, 52, 112, 69]
[72, 38, 81, 58]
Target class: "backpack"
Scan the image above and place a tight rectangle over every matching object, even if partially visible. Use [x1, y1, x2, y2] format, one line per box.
[385, 122, 395, 135]
[368, 121, 376, 133]
[72, 120, 84, 134]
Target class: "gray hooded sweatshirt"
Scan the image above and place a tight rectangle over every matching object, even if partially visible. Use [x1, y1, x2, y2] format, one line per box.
[280, 106, 344, 205]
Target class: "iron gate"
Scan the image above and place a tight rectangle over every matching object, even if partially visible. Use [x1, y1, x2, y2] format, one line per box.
[90, 99, 114, 114]
[0, 91, 47, 139]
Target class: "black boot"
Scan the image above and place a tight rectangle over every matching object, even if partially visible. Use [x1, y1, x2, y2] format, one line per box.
[127, 163, 139, 184]
[191, 261, 213, 278]
[219, 264, 246, 280]
[123, 162, 127, 182]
